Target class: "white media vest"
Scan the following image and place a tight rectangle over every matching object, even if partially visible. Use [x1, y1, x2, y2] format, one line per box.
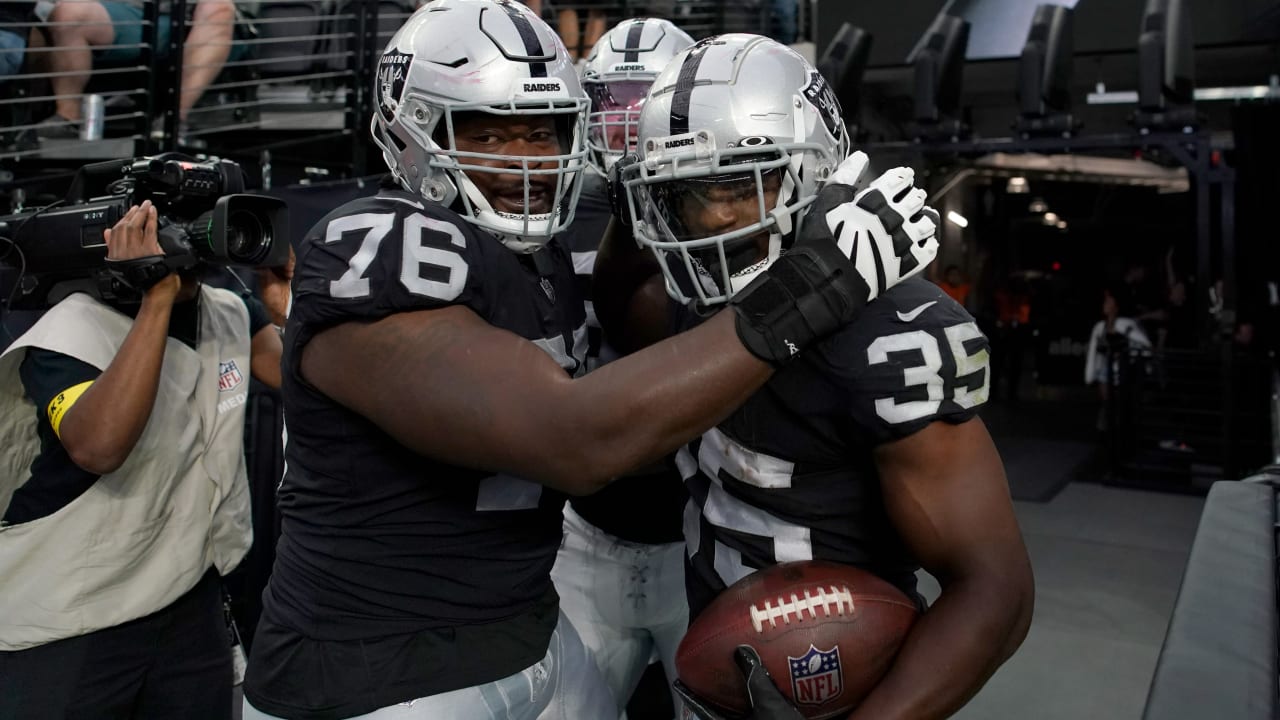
[0, 287, 254, 650]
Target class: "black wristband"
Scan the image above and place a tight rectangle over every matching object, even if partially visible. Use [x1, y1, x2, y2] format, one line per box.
[729, 242, 871, 366]
[105, 255, 173, 292]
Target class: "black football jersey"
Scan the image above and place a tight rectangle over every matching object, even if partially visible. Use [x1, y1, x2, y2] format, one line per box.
[556, 173, 615, 369]
[681, 277, 991, 617]
[269, 188, 586, 640]
[557, 174, 687, 544]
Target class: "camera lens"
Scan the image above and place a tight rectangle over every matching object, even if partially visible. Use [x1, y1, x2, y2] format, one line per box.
[225, 209, 270, 264]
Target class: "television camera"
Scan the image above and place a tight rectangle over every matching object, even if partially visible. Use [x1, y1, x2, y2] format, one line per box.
[0, 154, 289, 310]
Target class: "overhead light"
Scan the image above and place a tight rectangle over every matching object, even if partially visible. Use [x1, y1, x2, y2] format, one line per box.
[1007, 176, 1029, 194]
[1056, 220, 1068, 230]
[1029, 198, 1048, 213]
[946, 210, 969, 228]
[1043, 211, 1060, 225]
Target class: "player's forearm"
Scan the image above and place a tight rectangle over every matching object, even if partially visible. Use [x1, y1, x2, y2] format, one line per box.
[592, 218, 666, 353]
[60, 295, 173, 474]
[846, 572, 1034, 720]
[304, 306, 770, 494]
[546, 310, 771, 493]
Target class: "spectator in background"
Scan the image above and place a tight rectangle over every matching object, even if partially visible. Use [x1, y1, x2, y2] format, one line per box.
[1085, 288, 1150, 431]
[937, 264, 971, 307]
[1120, 260, 1164, 337]
[37, 0, 241, 138]
[558, 1, 606, 62]
[991, 275, 1032, 402]
[771, 0, 797, 44]
[1158, 280, 1196, 350]
[521, 0, 542, 16]
[0, 1, 36, 76]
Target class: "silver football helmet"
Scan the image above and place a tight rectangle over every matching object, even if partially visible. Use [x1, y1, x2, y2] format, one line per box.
[581, 18, 695, 176]
[623, 34, 851, 305]
[371, 0, 589, 253]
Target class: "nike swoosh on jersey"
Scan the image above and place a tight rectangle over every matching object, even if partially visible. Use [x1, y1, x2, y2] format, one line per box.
[895, 300, 937, 323]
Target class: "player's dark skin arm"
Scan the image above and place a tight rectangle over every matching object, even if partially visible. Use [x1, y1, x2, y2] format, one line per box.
[302, 304, 771, 495]
[849, 417, 1035, 720]
[59, 203, 181, 475]
[592, 217, 671, 353]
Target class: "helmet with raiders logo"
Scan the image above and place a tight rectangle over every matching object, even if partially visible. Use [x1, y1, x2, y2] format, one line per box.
[581, 18, 695, 176]
[622, 34, 850, 306]
[370, 0, 589, 253]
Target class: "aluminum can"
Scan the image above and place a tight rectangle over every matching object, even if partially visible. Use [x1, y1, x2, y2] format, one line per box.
[80, 94, 105, 141]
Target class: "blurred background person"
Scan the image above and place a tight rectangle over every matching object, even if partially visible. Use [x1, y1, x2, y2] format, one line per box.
[37, 0, 241, 138]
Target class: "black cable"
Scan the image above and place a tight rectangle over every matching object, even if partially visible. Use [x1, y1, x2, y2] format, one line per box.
[0, 235, 28, 343]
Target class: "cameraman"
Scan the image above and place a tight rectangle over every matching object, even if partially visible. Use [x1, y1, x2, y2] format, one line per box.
[0, 200, 286, 719]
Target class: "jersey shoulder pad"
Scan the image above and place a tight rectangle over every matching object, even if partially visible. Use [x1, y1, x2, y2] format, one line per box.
[290, 192, 489, 328]
[817, 277, 990, 442]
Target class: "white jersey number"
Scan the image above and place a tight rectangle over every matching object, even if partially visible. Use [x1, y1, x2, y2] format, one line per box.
[867, 321, 990, 424]
[325, 211, 468, 301]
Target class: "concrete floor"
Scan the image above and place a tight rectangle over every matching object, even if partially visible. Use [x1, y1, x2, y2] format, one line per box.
[919, 481, 1207, 720]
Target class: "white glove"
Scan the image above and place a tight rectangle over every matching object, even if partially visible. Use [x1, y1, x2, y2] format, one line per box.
[819, 163, 939, 300]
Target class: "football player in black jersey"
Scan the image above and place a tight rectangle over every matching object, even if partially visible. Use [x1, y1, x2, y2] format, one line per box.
[598, 35, 1035, 720]
[242, 3, 940, 719]
[549, 18, 698, 718]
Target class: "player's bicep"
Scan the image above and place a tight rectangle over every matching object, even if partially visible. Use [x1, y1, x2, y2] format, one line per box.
[874, 418, 1028, 583]
[300, 305, 574, 476]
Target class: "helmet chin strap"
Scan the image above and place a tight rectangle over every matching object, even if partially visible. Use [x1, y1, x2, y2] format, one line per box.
[727, 232, 782, 296]
[454, 170, 554, 253]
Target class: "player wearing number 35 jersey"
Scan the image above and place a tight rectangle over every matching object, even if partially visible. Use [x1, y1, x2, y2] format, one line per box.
[599, 34, 1035, 719]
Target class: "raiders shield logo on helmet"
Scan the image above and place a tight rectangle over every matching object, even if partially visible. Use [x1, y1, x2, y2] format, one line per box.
[802, 71, 843, 139]
[377, 51, 414, 124]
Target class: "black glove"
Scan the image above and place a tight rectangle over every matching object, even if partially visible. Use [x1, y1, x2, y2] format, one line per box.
[607, 152, 639, 228]
[730, 153, 939, 366]
[104, 254, 174, 292]
[675, 646, 806, 720]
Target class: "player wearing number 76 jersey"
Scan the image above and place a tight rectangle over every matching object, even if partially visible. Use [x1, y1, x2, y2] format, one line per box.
[598, 34, 1035, 719]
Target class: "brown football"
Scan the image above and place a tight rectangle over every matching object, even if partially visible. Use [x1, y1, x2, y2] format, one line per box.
[675, 561, 918, 720]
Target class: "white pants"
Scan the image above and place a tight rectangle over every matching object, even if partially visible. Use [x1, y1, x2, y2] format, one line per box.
[241, 611, 612, 720]
[551, 505, 689, 718]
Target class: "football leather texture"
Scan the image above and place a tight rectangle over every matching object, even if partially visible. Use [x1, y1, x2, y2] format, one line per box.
[676, 560, 918, 719]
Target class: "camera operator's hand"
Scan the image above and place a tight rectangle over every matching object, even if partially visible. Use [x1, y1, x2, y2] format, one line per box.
[105, 201, 179, 303]
[258, 247, 294, 327]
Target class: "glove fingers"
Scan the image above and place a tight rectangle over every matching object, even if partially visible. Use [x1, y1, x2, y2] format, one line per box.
[899, 232, 939, 281]
[903, 206, 938, 244]
[828, 150, 870, 187]
[869, 166, 916, 200]
[896, 187, 927, 219]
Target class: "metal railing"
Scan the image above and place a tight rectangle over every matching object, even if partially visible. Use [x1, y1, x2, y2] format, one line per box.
[0, 0, 798, 206]
[1107, 345, 1274, 487]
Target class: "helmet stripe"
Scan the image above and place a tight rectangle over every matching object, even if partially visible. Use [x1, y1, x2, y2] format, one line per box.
[669, 42, 710, 136]
[623, 19, 647, 62]
[498, 2, 548, 77]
